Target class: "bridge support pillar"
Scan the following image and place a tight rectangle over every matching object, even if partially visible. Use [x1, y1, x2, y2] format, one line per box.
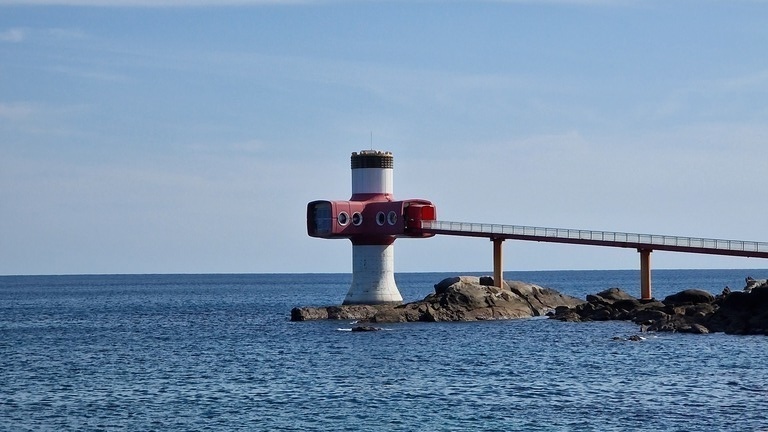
[493, 238, 504, 287]
[639, 248, 652, 300]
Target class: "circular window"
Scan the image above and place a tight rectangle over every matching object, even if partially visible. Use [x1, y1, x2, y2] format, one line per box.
[376, 212, 386, 226]
[387, 211, 398, 225]
[337, 211, 349, 226]
[352, 212, 363, 226]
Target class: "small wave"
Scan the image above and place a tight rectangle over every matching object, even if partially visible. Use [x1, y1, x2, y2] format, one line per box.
[336, 328, 352, 332]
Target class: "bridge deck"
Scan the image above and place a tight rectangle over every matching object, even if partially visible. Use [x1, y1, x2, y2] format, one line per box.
[419, 220, 768, 259]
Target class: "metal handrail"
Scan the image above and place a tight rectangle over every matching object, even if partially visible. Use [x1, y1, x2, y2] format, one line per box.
[419, 220, 768, 255]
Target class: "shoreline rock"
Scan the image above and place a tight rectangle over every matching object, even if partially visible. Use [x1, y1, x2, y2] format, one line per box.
[291, 276, 584, 323]
[551, 279, 768, 335]
[291, 275, 768, 336]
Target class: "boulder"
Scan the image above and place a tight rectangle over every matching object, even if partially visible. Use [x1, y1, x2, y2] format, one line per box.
[506, 280, 584, 316]
[744, 277, 768, 292]
[434, 276, 480, 294]
[351, 326, 382, 332]
[663, 289, 715, 306]
[706, 287, 768, 335]
[586, 287, 636, 305]
[553, 281, 768, 336]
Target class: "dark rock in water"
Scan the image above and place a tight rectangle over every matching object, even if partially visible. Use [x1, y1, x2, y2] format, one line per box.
[291, 305, 382, 322]
[663, 289, 714, 306]
[706, 287, 768, 335]
[291, 276, 583, 323]
[293, 275, 768, 336]
[551, 279, 768, 336]
[351, 326, 381, 332]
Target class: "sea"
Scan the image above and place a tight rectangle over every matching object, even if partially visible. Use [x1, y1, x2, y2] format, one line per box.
[1, 269, 767, 432]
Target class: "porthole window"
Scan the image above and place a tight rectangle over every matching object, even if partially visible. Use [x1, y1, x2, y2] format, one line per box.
[352, 212, 363, 226]
[387, 211, 398, 226]
[376, 212, 386, 226]
[337, 211, 349, 226]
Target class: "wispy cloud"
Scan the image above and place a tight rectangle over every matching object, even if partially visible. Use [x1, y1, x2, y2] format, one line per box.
[0, 102, 35, 121]
[653, 68, 768, 120]
[0, 28, 25, 42]
[47, 65, 130, 83]
[1, 26, 87, 42]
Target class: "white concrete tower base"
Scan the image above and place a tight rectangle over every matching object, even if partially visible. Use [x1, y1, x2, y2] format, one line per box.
[343, 244, 403, 305]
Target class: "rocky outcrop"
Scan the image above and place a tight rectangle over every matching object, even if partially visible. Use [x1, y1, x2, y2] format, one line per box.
[291, 276, 584, 323]
[551, 280, 768, 335]
[744, 276, 768, 292]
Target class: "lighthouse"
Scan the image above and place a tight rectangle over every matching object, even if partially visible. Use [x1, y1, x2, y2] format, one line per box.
[307, 150, 437, 305]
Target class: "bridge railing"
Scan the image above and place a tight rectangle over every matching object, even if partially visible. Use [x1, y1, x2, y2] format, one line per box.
[420, 220, 768, 255]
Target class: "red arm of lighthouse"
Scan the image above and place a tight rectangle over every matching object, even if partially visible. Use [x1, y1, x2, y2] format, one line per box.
[306, 150, 437, 304]
[307, 199, 436, 240]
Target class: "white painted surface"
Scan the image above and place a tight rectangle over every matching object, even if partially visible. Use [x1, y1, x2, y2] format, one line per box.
[351, 168, 393, 196]
[343, 244, 403, 304]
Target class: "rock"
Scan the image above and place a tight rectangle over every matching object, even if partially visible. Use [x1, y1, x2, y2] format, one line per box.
[689, 324, 710, 334]
[684, 303, 715, 318]
[434, 276, 480, 294]
[506, 280, 583, 316]
[632, 307, 668, 325]
[479, 276, 495, 286]
[351, 326, 381, 332]
[663, 289, 715, 306]
[552, 287, 718, 334]
[586, 287, 636, 305]
[706, 287, 768, 335]
[291, 305, 385, 321]
[292, 276, 583, 323]
[744, 276, 768, 292]
[293, 275, 768, 336]
[291, 306, 328, 321]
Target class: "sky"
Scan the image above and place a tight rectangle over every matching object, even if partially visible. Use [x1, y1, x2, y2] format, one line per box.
[2, 0, 768, 275]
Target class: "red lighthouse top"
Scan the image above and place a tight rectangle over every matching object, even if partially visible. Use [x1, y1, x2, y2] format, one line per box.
[307, 150, 436, 243]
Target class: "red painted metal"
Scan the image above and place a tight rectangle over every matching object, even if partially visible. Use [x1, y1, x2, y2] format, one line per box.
[307, 199, 437, 241]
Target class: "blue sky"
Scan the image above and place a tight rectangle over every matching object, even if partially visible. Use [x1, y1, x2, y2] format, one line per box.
[2, 0, 768, 275]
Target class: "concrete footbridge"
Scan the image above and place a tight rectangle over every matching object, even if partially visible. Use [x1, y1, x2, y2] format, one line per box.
[308, 149, 768, 304]
[416, 220, 768, 300]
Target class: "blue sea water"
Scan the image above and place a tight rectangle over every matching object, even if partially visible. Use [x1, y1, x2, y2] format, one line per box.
[1, 270, 767, 431]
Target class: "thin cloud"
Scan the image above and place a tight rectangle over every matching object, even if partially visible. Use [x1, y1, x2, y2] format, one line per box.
[0, 28, 25, 42]
[0, 102, 34, 121]
[1, 26, 87, 42]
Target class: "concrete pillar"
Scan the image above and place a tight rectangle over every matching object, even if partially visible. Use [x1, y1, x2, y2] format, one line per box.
[344, 243, 402, 305]
[639, 248, 652, 300]
[493, 238, 504, 288]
